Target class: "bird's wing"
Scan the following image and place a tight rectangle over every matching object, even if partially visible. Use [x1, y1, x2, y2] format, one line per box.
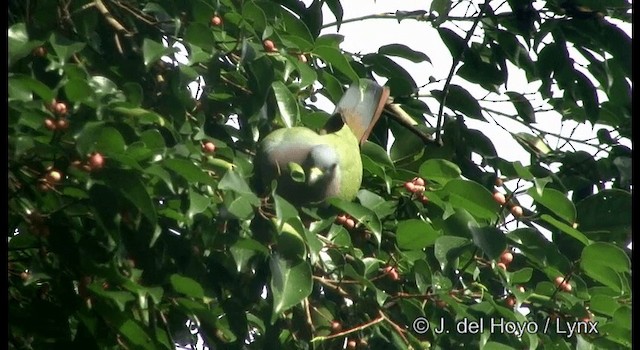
[333, 79, 390, 144]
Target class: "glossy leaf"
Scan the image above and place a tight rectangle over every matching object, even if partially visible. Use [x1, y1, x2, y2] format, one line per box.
[443, 179, 499, 221]
[269, 254, 313, 322]
[396, 219, 441, 250]
[170, 274, 205, 299]
[527, 187, 576, 225]
[271, 81, 300, 128]
[432, 85, 485, 121]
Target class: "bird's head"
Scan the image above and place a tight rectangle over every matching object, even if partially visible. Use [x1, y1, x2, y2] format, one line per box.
[306, 144, 339, 185]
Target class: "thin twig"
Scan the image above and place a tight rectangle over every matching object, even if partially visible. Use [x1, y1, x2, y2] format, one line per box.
[385, 103, 440, 146]
[380, 310, 408, 344]
[94, 0, 130, 34]
[110, 0, 158, 26]
[311, 312, 384, 342]
[435, 2, 490, 144]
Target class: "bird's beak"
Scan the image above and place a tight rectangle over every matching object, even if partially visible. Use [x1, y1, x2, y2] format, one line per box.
[307, 167, 324, 185]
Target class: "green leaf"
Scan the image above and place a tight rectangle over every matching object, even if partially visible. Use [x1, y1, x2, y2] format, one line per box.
[104, 170, 158, 225]
[276, 220, 307, 261]
[361, 53, 417, 95]
[443, 179, 499, 221]
[527, 187, 576, 225]
[142, 39, 173, 68]
[576, 189, 631, 236]
[506, 91, 535, 123]
[396, 219, 441, 250]
[50, 32, 86, 62]
[170, 274, 205, 299]
[413, 259, 432, 293]
[118, 319, 154, 349]
[469, 226, 506, 260]
[88, 286, 135, 312]
[111, 106, 166, 125]
[269, 254, 312, 322]
[271, 81, 299, 128]
[325, 0, 344, 30]
[164, 158, 216, 186]
[574, 70, 599, 123]
[312, 46, 359, 82]
[8, 75, 55, 102]
[438, 27, 466, 59]
[96, 127, 127, 154]
[580, 243, 630, 293]
[419, 158, 461, 185]
[430, 0, 452, 26]
[510, 267, 533, 284]
[432, 85, 485, 121]
[540, 214, 590, 246]
[188, 190, 211, 219]
[328, 198, 382, 245]
[219, 168, 258, 198]
[273, 194, 299, 229]
[434, 236, 472, 269]
[65, 79, 93, 103]
[589, 294, 621, 317]
[184, 23, 216, 52]
[361, 141, 394, 170]
[378, 43, 431, 63]
[9, 23, 42, 67]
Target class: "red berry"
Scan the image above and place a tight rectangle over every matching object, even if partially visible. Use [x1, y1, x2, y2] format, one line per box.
[335, 214, 348, 225]
[412, 177, 425, 186]
[493, 192, 506, 205]
[495, 177, 504, 187]
[263, 39, 276, 52]
[505, 296, 516, 308]
[56, 118, 69, 130]
[330, 321, 342, 333]
[554, 276, 564, 286]
[511, 205, 523, 218]
[344, 218, 356, 229]
[44, 118, 56, 130]
[33, 46, 47, 57]
[20, 271, 30, 281]
[388, 269, 400, 281]
[563, 283, 572, 292]
[45, 170, 62, 184]
[202, 141, 216, 153]
[420, 194, 429, 204]
[404, 181, 416, 192]
[88, 153, 105, 170]
[347, 340, 357, 350]
[54, 102, 67, 116]
[497, 262, 507, 271]
[499, 251, 514, 265]
[210, 15, 222, 26]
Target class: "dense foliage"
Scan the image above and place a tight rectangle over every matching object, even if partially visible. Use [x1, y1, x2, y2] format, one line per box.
[8, 0, 631, 349]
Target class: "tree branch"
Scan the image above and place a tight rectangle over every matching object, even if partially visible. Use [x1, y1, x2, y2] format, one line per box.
[435, 2, 490, 144]
[94, 0, 130, 35]
[384, 103, 440, 147]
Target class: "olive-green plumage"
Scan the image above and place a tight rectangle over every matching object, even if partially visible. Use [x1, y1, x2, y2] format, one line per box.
[255, 79, 389, 206]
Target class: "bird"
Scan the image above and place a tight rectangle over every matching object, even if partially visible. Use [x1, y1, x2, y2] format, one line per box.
[255, 79, 390, 206]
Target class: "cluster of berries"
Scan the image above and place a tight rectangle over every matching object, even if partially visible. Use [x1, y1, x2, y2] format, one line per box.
[403, 177, 429, 204]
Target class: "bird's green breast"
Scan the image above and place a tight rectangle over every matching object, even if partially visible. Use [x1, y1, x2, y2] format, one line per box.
[318, 125, 362, 201]
[257, 125, 363, 204]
